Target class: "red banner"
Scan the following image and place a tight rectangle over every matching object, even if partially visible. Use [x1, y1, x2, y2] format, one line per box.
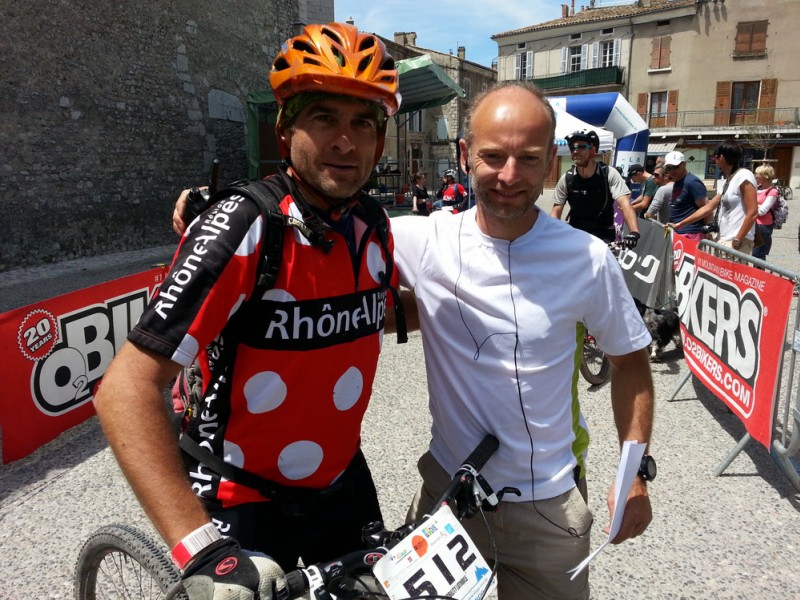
[0, 267, 167, 463]
[672, 235, 793, 448]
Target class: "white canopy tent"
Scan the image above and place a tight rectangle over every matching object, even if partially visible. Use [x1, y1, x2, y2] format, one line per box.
[552, 108, 615, 156]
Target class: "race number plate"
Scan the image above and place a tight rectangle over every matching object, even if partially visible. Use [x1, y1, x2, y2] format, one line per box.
[372, 505, 496, 600]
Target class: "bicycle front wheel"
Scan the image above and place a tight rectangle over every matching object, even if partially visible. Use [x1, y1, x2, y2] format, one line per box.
[74, 523, 183, 600]
[580, 337, 611, 386]
[784, 186, 792, 200]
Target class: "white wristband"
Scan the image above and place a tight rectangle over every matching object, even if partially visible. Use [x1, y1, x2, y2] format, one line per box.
[171, 523, 223, 570]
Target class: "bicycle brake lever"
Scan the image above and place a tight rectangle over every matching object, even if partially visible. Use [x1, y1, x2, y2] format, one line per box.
[496, 487, 522, 502]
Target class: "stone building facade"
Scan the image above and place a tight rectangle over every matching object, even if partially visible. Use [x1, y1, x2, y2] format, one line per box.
[1, 1, 333, 271]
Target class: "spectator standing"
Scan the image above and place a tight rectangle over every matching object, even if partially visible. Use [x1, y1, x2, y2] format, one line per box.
[752, 164, 779, 260]
[644, 166, 672, 224]
[664, 151, 709, 241]
[629, 164, 658, 217]
[393, 81, 655, 600]
[550, 129, 640, 247]
[411, 172, 430, 216]
[671, 142, 757, 254]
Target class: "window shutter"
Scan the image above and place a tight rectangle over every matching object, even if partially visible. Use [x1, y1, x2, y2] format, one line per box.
[651, 38, 661, 69]
[514, 53, 521, 80]
[751, 21, 768, 53]
[758, 78, 778, 124]
[660, 36, 671, 68]
[561, 47, 568, 74]
[714, 82, 731, 126]
[613, 38, 621, 66]
[735, 22, 753, 54]
[591, 42, 600, 69]
[667, 90, 679, 127]
[526, 50, 533, 79]
[637, 93, 648, 119]
[580, 44, 588, 70]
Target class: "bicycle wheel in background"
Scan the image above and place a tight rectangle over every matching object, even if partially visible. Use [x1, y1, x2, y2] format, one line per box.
[580, 334, 611, 386]
[74, 523, 184, 600]
[783, 185, 792, 200]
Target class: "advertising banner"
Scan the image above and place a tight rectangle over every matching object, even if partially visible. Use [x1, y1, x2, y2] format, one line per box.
[616, 217, 674, 308]
[0, 267, 167, 463]
[672, 235, 793, 448]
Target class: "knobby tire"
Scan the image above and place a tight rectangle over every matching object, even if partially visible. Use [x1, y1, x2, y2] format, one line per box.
[74, 523, 183, 600]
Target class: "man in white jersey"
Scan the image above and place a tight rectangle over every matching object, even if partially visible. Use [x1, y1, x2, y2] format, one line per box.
[392, 81, 655, 600]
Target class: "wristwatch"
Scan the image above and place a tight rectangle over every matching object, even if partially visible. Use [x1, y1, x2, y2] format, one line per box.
[637, 455, 657, 482]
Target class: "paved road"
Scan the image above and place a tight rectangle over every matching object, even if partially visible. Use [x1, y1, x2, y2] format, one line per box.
[1, 192, 800, 599]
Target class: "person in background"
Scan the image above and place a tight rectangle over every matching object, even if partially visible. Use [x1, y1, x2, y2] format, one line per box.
[433, 168, 467, 211]
[663, 151, 709, 241]
[670, 142, 757, 254]
[644, 165, 672, 224]
[550, 129, 640, 248]
[752, 163, 779, 261]
[411, 171, 430, 216]
[393, 81, 655, 600]
[629, 163, 658, 217]
[96, 22, 404, 600]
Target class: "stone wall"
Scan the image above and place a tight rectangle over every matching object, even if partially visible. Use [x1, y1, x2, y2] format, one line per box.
[0, 1, 337, 271]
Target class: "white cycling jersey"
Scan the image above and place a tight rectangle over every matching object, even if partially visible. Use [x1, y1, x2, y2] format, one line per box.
[392, 208, 650, 501]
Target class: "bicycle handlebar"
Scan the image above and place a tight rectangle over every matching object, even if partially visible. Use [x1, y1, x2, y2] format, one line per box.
[283, 434, 500, 599]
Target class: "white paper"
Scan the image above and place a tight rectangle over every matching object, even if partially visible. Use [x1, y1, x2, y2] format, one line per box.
[568, 440, 646, 580]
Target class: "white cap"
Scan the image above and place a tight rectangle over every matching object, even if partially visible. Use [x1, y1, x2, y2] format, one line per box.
[664, 151, 685, 167]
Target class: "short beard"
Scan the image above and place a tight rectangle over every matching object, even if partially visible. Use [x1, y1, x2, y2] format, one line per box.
[471, 173, 540, 221]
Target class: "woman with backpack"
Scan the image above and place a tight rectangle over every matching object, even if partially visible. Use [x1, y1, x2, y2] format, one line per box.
[753, 163, 780, 261]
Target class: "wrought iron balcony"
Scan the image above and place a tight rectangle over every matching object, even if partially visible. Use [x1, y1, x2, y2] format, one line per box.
[645, 107, 800, 131]
[531, 66, 624, 91]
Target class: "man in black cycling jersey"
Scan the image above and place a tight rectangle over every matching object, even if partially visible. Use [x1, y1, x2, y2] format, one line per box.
[95, 22, 404, 600]
[550, 129, 641, 248]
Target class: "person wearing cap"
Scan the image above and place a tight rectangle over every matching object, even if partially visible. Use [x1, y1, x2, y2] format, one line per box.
[670, 142, 757, 254]
[663, 150, 710, 241]
[550, 129, 641, 248]
[95, 22, 404, 599]
[629, 164, 658, 217]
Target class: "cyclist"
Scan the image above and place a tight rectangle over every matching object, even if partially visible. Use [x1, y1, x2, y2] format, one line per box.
[550, 129, 641, 248]
[433, 168, 467, 211]
[94, 22, 403, 600]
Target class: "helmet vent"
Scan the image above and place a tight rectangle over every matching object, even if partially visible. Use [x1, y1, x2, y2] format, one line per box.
[292, 40, 316, 55]
[357, 55, 373, 74]
[358, 37, 376, 52]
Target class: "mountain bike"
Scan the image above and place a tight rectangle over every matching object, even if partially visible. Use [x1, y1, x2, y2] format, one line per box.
[773, 177, 792, 201]
[76, 435, 510, 600]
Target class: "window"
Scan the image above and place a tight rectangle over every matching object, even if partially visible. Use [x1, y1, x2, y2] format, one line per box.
[601, 28, 613, 35]
[734, 21, 768, 56]
[463, 77, 472, 99]
[569, 46, 582, 72]
[600, 40, 617, 67]
[730, 81, 760, 124]
[650, 36, 671, 69]
[570, 33, 582, 40]
[561, 45, 587, 73]
[514, 51, 533, 80]
[407, 110, 423, 133]
[650, 91, 668, 119]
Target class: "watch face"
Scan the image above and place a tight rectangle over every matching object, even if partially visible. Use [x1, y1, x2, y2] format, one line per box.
[640, 455, 657, 481]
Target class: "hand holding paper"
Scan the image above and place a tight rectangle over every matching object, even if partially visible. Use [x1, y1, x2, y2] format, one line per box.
[568, 440, 648, 580]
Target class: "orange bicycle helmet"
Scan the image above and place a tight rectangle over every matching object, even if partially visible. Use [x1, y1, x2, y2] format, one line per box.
[270, 22, 400, 118]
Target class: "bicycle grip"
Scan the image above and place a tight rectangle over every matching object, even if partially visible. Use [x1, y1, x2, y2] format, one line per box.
[462, 434, 499, 472]
[284, 569, 308, 599]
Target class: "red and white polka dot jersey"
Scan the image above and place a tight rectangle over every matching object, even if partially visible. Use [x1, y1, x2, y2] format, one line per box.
[130, 178, 397, 508]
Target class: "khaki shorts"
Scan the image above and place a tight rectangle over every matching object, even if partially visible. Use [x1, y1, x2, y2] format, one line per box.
[406, 451, 592, 600]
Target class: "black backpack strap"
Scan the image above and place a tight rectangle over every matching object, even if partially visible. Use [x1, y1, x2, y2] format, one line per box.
[354, 195, 408, 344]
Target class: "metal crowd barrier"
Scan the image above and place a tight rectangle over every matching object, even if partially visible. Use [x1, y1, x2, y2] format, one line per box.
[667, 239, 800, 491]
